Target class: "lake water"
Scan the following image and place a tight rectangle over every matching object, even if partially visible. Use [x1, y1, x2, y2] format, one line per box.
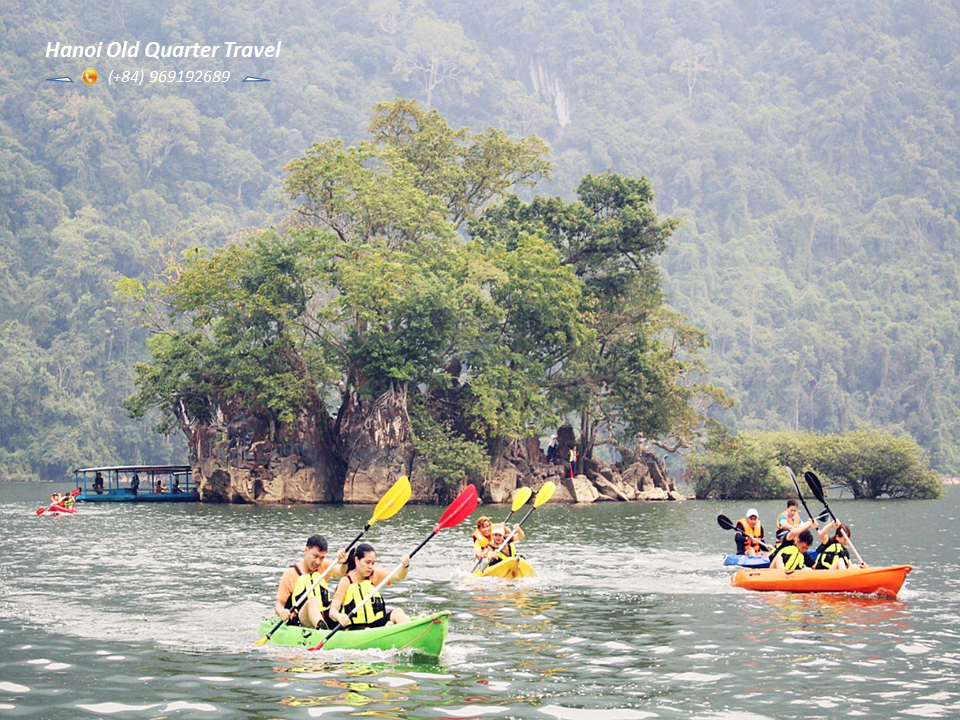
[1, 482, 958, 719]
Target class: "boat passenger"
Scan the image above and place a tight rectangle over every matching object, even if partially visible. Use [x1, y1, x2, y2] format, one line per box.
[473, 516, 493, 559]
[172, 478, 182, 494]
[770, 516, 819, 554]
[50, 492, 63, 506]
[735, 508, 765, 556]
[274, 534, 348, 630]
[154, 479, 164, 494]
[814, 521, 855, 570]
[131, 472, 140, 496]
[62, 494, 75, 509]
[486, 523, 523, 567]
[770, 529, 816, 571]
[775, 499, 802, 543]
[93, 471, 104, 494]
[328, 543, 410, 630]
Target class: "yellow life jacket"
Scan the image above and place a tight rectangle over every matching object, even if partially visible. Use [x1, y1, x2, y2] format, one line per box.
[341, 575, 386, 626]
[286, 564, 331, 613]
[62, 496, 75, 509]
[488, 543, 517, 566]
[772, 544, 807, 571]
[814, 541, 849, 570]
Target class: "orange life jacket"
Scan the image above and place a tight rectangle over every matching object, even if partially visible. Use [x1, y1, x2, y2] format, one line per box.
[737, 518, 764, 551]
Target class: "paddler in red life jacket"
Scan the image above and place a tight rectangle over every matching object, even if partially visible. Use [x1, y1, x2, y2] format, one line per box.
[274, 534, 348, 630]
[328, 543, 410, 630]
[735, 508, 765, 556]
[473, 516, 493, 560]
[485, 523, 524, 567]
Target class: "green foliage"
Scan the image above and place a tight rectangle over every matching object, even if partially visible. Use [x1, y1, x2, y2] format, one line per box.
[409, 402, 489, 486]
[692, 429, 943, 500]
[8, 0, 959, 479]
[689, 437, 792, 500]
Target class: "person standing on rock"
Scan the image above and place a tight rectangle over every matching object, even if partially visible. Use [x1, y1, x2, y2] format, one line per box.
[274, 534, 348, 630]
[568, 446, 578, 479]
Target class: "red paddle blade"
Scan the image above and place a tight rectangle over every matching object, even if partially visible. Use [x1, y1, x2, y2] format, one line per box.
[70, 488, 82, 496]
[434, 484, 479, 532]
[36, 507, 46, 515]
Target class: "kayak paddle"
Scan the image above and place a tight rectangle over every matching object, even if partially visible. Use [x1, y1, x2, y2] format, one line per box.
[785, 466, 821, 532]
[308, 482, 480, 651]
[36, 487, 81, 515]
[470, 486, 532, 574]
[476, 481, 555, 574]
[804, 470, 866, 566]
[254, 475, 412, 646]
[716, 514, 774, 551]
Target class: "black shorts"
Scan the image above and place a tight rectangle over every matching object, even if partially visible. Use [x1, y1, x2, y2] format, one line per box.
[350, 612, 393, 630]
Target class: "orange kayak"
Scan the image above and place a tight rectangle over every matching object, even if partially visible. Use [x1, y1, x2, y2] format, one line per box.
[730, 564, 912, 597]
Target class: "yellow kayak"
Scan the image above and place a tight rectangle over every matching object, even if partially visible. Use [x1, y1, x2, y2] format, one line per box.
[474, 556, 535, 579]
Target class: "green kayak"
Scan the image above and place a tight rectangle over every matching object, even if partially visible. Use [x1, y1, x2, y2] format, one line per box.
[258, 611, 450, 657]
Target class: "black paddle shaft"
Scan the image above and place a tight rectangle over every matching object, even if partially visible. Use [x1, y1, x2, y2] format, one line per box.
[786, 467, 819, 527]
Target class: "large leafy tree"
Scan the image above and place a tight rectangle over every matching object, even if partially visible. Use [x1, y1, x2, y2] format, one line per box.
[474, 173, 729, 461]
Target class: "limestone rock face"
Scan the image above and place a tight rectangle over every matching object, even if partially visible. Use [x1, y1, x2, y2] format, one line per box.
[190, 399, 342, 504]
[563, 474, 600, 503]
[485, 465, 520, 504]
[594, 475, 630, 501]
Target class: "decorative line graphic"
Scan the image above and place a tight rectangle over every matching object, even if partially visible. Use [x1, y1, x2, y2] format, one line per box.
[46, 76, 74, 82]
[241, 76, 270, 82]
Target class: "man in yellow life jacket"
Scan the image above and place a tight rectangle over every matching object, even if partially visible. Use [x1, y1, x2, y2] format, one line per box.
[770, 529, 816, 571]
[274, 534, 347, 630]
[486, 523, 524, 567]
[735, 508, 766, 556]
[62, 494, 75, 509]
[328, 543, 410, 630]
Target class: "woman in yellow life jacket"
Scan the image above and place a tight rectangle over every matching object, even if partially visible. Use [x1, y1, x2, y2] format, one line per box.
[485, 523, 525, 566]
[814, 521, 855, 570]
[273, 534, 347, 630]
[473, 516, 493, 559]
[770, 529, 816, 571]
[328, 543, 411, 630]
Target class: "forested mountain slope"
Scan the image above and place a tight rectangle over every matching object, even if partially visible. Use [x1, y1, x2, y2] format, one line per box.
[3, 0, 958, 478]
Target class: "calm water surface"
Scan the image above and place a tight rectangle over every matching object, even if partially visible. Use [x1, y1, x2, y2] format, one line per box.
[1, 483, 958, 719]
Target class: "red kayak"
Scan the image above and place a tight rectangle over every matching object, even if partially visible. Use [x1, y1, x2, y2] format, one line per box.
[730, 564, 912, 597]
[38, 504, 77, 515]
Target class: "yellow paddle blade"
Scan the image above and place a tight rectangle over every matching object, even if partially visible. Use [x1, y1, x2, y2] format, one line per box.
[533, 481, 556, 508]
[511, 486, 532, 512]
[369, 476, 412, 525]
[253, 634, 269, 645]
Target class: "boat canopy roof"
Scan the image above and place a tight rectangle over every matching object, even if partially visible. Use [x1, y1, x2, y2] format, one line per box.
[74, 465, 191, 473]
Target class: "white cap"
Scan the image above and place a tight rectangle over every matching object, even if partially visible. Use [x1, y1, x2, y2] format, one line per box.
[746, 508, 759, 518]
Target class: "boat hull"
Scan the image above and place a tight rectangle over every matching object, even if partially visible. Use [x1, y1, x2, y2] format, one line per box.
[475, 557, 535, 579]
[45, 505, 77, 515]
[258, 611, 450, 657]
[730, 564, 912, 597]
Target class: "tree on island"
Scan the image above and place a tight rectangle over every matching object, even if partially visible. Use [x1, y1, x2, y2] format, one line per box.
[119, 99, 724, 502]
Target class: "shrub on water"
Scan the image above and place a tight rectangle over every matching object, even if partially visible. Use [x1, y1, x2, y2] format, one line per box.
[690, 429, 943, 500]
